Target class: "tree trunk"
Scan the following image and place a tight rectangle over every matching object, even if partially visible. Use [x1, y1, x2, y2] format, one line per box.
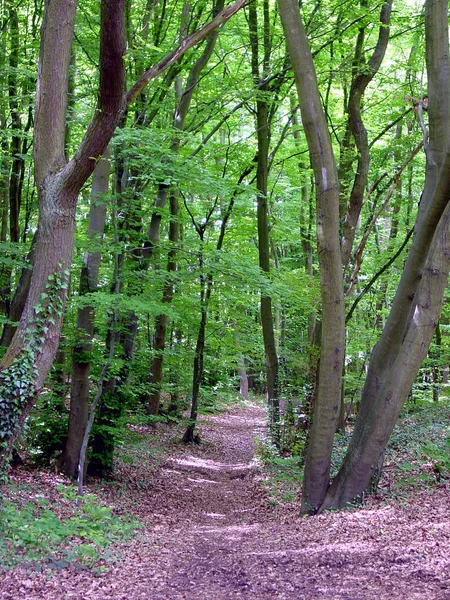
[183, 286, 208, 444]
[321, 0, 450, 510]
[0, 238, 35, 349]
[61, 148, 111, 478]
[147, 193, 180, 414]
[181, 165, 249, 442]
[234, 325, 249, 400]
[279, 0, 345, 514]
[249, 0, 280, 442]
[340, 0, 393, 270]
[257, 99, 280, 438]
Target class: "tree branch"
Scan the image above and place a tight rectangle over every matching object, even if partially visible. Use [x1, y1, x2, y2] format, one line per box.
[126, 0, 248, 106]
[66, 0, 127, 194]
[346, 226, 414, 323]
[346, 141, 423, 295]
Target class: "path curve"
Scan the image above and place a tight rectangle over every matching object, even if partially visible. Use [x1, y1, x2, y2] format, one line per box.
[1, 403, 450, 599]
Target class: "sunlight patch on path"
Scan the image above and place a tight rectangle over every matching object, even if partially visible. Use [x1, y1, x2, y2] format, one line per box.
[187, 476, 220, 484]
[171, 455, 254, 472]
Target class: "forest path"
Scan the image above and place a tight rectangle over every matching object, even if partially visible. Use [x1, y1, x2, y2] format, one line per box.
[2, 402, 450, 599]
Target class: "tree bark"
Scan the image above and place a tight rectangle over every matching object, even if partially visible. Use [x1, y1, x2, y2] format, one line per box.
[340, 0, 393, 269]
[321, 0, 450, 510]
[147, 193, 180, 414]
[279, 0, 345, 514]
[249, 0, 280, 442]
[61, 149, 111, 478]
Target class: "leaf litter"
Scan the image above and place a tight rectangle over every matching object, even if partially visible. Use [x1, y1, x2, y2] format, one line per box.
[1, 403, 449, 599]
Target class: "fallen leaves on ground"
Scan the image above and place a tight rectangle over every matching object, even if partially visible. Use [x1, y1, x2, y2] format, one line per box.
[1, 403, 449, 599]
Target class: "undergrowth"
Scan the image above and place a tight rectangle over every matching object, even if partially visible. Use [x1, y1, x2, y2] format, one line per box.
[257, 398, 450, 507]
[0, 483, 143, 571]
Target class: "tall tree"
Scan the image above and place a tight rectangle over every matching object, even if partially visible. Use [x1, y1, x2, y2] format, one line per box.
[0, 0, 248, 474]
[249, 0, 281, 441]
[61, 148, 111, 478]
[321, 0, 450, 511]
[279, 0, 345, 514]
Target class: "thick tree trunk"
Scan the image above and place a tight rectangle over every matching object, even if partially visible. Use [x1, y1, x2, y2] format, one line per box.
[0, 182, 77, 469]
[321, 0, 450, 510]
[279, 0, 345, 514]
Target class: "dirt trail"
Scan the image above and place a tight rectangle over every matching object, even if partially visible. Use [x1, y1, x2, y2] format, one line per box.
[1, 403, 450, 599]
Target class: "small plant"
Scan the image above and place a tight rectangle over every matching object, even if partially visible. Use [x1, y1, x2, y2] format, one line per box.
[0, 483, 143, 570]
[255, 435, 304, 505]
[422, 438, 450, 481]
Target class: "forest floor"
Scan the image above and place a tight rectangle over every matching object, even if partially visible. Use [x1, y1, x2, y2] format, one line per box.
[1, 401, 450, 599]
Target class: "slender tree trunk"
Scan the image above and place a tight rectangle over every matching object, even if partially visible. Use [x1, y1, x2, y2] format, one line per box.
[0, 238, 35, 349]
[340, 0, 393, 269]
[183, 266, 209, 444]
[279, 0, 345, 514]
[234, 325, 249, 399]
[431, 322, 441, 403]
[61, 149, 111, 478]
[147, 193, 180, 414]
[321, 0, 450, 510]
[257, 98, 280, 438]
[182, 165, 250, 442]
[0, 10, 9, 320]
[249, 0, 280, 442]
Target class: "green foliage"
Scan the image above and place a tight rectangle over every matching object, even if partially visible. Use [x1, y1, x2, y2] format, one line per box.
[422, 439, 450, 478]
[0, 267, 69, 477]
[387, 401, 450, 490]
[256, 435, 304, 505]
[0, 0, 440, 508]
[0, 484, 142, 570]
[25, 391, 69, 467]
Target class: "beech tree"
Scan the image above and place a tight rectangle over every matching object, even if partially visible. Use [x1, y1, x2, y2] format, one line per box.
[0, 0, 247, 473]
[280, 0, 450, 513]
